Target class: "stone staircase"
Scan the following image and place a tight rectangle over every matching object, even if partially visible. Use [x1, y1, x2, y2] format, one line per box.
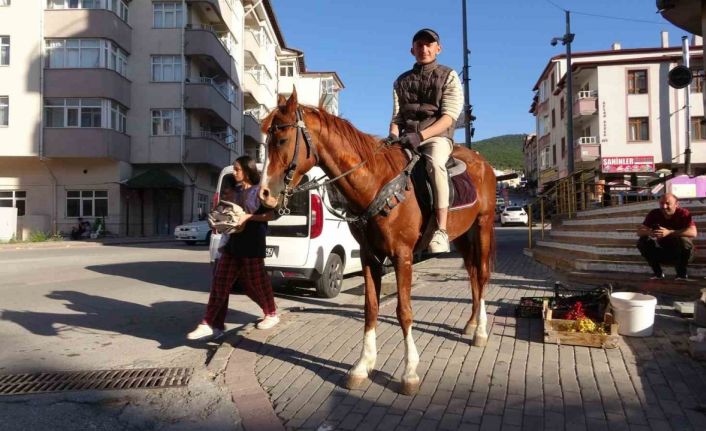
[529, 198, 706, 297]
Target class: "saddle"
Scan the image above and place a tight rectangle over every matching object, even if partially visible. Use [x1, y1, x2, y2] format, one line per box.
[410, 153, 477, 214]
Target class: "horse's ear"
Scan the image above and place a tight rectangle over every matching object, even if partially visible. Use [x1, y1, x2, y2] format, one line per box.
[277, 94, 286, 106]
[285, 87, 298, 112]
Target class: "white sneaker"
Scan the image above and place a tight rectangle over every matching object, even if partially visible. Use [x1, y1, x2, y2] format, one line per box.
[187, 323, 223, 340]
[256, 315, 280, 330]
[428, 229, 450, 253]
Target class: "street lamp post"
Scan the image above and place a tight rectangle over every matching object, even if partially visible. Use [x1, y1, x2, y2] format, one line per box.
[462, 0, 474, 148]
[551, 10, 575, 176]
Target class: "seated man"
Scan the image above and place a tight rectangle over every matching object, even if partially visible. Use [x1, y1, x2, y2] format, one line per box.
[636, 193, 697, 280]
[70, 217, 89, 240]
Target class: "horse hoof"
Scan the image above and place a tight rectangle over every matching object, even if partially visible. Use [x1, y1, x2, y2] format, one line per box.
[400, 378, 420, 396]
[473, 335, 488, 347]
[463, 323, 477, 336]
[345, 374, 368, 390]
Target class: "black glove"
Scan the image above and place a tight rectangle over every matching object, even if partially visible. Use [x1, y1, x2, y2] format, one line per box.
[399, 132, 423, 149]
[382, 133, 398, 146]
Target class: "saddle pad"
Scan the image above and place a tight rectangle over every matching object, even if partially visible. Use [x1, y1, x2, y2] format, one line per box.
[450, 170, 477, 210]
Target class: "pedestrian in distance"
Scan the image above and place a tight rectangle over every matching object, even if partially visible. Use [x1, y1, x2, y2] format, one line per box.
[384, 28, 464, 254]
[188, 155, 279, 341]
[636, 193, 697, 281]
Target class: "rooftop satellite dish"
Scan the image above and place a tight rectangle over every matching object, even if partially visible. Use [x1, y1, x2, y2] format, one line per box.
[668, 65, 693, 89]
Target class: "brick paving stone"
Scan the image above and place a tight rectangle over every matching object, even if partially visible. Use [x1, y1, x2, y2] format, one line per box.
[238, 246, 706, 431]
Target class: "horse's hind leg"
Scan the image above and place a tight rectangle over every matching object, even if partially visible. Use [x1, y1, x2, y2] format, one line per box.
[346, 256, 383, 389]
[394, 249, 420, 395]
[471, 215, 495, 347]
[454, 227, 480, 339]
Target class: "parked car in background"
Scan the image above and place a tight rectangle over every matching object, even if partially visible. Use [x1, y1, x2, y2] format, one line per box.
[209, 165, 362, 298]
[174, 219, 211, 245]
[500, 206, 529, 226]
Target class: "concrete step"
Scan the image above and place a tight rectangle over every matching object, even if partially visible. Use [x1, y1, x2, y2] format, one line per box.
[535, 240, 706, 262]
[574, 199, 706, 220]
[554, 215, 706, 231]
[548, 229, 706, 242]
[545, 234, 706, 248]
[574, 258, 706, 277]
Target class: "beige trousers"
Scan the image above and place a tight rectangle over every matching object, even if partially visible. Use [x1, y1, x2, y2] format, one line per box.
[420, 136, 453, 209]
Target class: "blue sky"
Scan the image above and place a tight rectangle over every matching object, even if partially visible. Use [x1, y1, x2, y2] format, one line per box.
[272, 0, 689, 142]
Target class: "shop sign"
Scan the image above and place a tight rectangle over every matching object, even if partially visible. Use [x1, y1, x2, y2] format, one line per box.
[601, 156, 654, 173]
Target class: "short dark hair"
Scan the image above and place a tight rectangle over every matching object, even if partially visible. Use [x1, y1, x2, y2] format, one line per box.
[236, 155, 260, 184]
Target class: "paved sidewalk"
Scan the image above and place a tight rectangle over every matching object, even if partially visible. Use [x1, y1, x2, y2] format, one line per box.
[226, 244, 706, 430]
[0, 235, 178, 251]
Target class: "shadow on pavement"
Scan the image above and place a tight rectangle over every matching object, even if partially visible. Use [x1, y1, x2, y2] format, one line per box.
[86, 261, 211, 292]
[0, 290, 258, 350]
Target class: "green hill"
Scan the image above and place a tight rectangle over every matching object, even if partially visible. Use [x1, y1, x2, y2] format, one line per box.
[470, 134, 525, 172]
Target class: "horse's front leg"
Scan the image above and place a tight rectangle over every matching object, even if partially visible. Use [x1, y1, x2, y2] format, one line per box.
[394, 249, 420, 395]
[346, 255, 382, 389]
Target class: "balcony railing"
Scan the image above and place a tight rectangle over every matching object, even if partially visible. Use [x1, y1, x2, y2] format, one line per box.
[573, 91, 598, 117]
[185, 24, 232, 55]
[244, 105, 268, 120]
[195, 130, 235, 148]
[576, 90, 597, 100]
[246, 65, 272, 85]
[574, 136, 600, 162]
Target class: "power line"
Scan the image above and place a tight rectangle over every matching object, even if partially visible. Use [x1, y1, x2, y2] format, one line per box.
[543, 0, 665, 25]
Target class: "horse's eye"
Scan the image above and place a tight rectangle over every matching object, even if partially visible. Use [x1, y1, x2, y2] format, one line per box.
[278, 138, 288, 146]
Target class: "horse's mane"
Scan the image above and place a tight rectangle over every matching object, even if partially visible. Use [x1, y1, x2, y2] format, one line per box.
[303, 106, 381, 164]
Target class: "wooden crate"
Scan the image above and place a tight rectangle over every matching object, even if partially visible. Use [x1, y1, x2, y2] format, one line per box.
[543, 301, 620, 349]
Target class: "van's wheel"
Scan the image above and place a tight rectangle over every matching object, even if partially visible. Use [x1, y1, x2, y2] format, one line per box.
[316, 253, 343, 298]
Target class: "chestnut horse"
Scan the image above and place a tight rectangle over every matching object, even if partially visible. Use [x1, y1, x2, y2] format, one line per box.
[259, 90, 496, 395]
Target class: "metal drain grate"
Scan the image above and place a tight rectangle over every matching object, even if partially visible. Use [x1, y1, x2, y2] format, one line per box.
[0, 367, 192, 396]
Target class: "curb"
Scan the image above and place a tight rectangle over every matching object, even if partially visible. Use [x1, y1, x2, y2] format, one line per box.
[0, 238, 180, 251]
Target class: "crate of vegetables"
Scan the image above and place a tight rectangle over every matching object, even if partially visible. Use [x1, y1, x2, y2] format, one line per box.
[516, 296, 555, 318]
[543, 300, 620, 349]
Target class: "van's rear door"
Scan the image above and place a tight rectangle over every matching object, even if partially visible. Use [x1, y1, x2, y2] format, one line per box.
[265, 189, 310, 267]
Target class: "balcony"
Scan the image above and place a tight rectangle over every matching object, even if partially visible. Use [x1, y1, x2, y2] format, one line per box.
[44, 128, 130, 161]
[184, 81, 233, 127]
[186, 0, 222, 22]
[244, 29, 269, 67]
[574, 136, 600, 163]
[243, 112, 263, 143]
[185, 26, 236, 80]
[44, 9, 132, 52]
[573, 90, 598, 117]
[184, 133, 231, 168]
[44, 69, 131, 108]
[244, 67, 274, 107]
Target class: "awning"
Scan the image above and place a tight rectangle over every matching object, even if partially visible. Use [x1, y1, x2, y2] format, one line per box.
[125, 169, 184, 189]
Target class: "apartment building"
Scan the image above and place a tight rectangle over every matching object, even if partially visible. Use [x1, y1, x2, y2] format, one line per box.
[0, 0, 343, 239]
[529, 33, 705, 194]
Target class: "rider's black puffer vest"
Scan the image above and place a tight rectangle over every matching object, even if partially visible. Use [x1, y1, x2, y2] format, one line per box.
[394, 60, 454, 140]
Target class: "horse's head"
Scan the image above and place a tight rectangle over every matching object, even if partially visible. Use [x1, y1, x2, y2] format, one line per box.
[259, 89, 318, 208]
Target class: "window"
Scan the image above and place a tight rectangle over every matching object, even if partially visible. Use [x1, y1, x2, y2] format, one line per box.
[551, 109, 556, 128]
[0, 96, 7, 126]
[44, 98, 101, 128]
[48, 0, 129, 21]
[692, 117, 706, 141]
[46, 39, 127, 75]
[1, 36, 9, 66]
[279, 61, 294, 77]
[151, 109, 182, 135]
[66, 190, 107, 217]
[153, 2, 184, 28]
[552, 145, 556, 165]
[0, 191, 25, 216]
[321, 78, 335, 95]
[197, 193, 209, 218]
[692, 67, 704, 94]
[627, 70, 648, 94]
[628, 117, 649, 141]
[151, 55, 182, 81]
[0, 0, 10, 6]
[560, 98, 565, 119]
[561, 137, 566, 159]
[109, 100, 126, 133]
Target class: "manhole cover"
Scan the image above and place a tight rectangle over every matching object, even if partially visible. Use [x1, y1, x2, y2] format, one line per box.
[0, 367, 192, 396]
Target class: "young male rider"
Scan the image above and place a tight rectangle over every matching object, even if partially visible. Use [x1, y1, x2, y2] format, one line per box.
[386, 28, 464, 253]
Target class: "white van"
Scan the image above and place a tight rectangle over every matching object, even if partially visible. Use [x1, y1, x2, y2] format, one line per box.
[209, 166, 362, 298]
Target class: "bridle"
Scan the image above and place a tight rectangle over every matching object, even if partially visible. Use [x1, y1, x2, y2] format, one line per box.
[265, 108, 318, 215]
[264, 106, 402, 220]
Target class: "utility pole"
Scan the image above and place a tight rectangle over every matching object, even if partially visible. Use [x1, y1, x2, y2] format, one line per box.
[462, 0, 473, 148]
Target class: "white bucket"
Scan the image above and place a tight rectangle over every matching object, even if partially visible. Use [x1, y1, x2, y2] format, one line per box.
[610, 292, 657, 337]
